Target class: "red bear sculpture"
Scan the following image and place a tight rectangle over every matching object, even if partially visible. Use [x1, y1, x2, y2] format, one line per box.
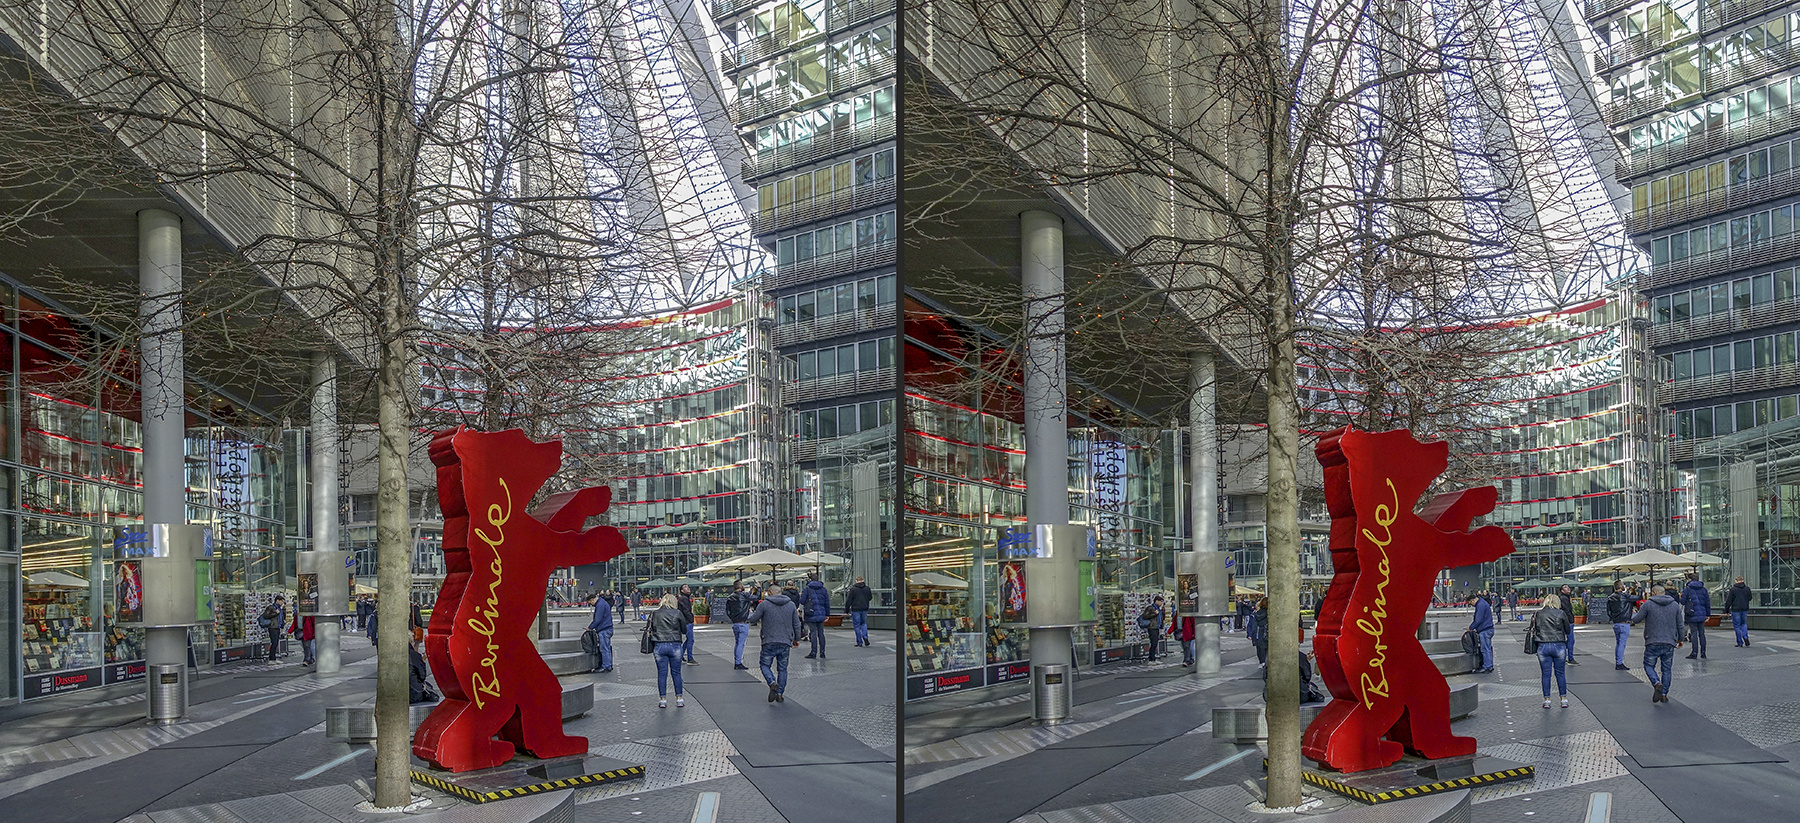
[412, 427, 629, 773]
[1303, 426, 1514, 773]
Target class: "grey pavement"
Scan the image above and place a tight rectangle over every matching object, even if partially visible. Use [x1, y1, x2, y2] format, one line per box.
[0, 613, 895, 823]
[901, 612, 1800, 822]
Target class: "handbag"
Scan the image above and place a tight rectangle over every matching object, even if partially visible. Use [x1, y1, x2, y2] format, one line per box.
[1523, 614, 1539, 654]
[639, 621, 653, 654]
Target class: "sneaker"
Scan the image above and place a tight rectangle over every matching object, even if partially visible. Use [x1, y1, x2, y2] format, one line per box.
[1652, 684, 1663, 703]
[768, 684, 778, 703]
[676, 696, 684, 707]
[1543, 699, 1552, 709]
[1560, 698, 1569, 709]
[775, 691, 785, 703]
[659, 699, 667, 709]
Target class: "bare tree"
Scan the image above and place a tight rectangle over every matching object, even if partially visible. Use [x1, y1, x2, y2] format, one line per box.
[907, 0, 1603, 805]
[0, 0, 741, 805]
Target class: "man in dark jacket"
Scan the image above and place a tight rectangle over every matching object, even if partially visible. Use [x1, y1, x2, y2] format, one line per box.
[1141, 595, 1167, 661]
[801, 576, 831, 659]
[1679, 574, 1711, 659]
[845, 577, 873, 647]
[1558, 585, 1579, 665]
[587, 594, 614, 672]
[1632, 585, 1684, 702]
[727, 583, 757, 669]
[748, 586, 804, 702]
[1607, 582, 1636, 671]
[1726, 576, 1753, 647]
[676, 585, 698, 664]
[1507, 588, 1521, 620]
[1468, 593, 1494, 672]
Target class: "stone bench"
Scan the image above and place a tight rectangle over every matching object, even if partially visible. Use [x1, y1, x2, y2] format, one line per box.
[327, 683, 594, 743]
[1212, 683, 1478, 743]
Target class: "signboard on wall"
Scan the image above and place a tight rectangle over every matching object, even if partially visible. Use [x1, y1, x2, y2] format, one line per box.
[24, 666, 102, 699]
[104, 660, 147, 684]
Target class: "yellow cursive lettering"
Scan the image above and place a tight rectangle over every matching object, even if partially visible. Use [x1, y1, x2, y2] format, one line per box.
[1353, 479, 1400, 710]
[464, 479, 511, 709]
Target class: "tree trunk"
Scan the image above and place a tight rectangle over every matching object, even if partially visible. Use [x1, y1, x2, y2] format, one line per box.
[373, 277, 415, 808]
[1264, 273, 1304, 808]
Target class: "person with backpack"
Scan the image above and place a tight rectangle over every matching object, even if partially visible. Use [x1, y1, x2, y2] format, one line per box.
[257, 596, 287, 661]
[801, 574, 831, 659]
[1467, 592, 1494, 672]
[1138, 595, 1167, 661]
[1607, 581, 1635, 671]
[727, 582, 757, 669]
[1679, 573, 1712, 659]
[587, 592, 614, 673]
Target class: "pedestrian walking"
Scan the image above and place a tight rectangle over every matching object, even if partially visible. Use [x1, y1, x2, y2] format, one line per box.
[747, 584, 803, 703]
[845, 576, 873, 647]
[1507, 587, 1521, 621]
[1177, 613, 1197, 666]
[1530, 594, 1573, 708]
[1467, 592, 1495, 672]
[1726, 576, 1752, 647]
[727, 583, 757, 669]
[647, 594, 686, 708]
[365, 602, 379, 646]
[1558, 585, 1579, 664]
[258, 596, 287, 661]
[1679, 573, 1711, 659]
[290, 611, 316, 665]
[408, 637, 439, 704]
[1631, 584, 1683, 702]
[1607, 582, 1635, 671]
[676, 584, 699, 664]
[587, 593, 614, 673]
[1248, 597, 1269, 664]
[631, 588, 642, 618]
[801, 575, 831, 659]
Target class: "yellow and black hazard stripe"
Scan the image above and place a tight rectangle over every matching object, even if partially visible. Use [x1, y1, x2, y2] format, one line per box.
[1262, 759, 1534, 805]
[410, 764, 646, 804]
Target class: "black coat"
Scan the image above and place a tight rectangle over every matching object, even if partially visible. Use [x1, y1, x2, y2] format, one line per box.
[1726, 583, 1753, 612]
[845, 583, 873, 612]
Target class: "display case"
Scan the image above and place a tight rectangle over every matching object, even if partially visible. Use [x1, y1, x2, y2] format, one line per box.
[23, 584, 99, 674]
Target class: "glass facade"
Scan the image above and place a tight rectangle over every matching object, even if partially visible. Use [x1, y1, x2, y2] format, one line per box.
[5, 277, 291, 701]
[1681, 416, 1800, 605]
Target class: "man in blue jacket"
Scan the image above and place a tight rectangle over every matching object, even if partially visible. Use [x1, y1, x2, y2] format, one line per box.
[801, 575, 831, 659]
[1467, 593, 1494, 672]
[1680, 573, 1712, 659]
[587, 593, 614, 673]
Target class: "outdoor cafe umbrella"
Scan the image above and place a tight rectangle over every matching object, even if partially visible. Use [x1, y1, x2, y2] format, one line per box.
[798, 550, 848, 578]
[712, 548, 816, 577]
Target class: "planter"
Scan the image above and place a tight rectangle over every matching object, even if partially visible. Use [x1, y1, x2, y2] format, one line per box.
[1572, 616, 1587, 624]
[825, 616, 844, 627]
[1705, 615, 1721, 627]
[693, 615, 709, 625]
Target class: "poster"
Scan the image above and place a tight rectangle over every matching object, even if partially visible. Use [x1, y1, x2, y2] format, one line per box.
[296, 573, 319, 615]
[1079, 560, 1096, 623]
[1177, 572, 1199, 615]
[998, 561, 1026, 624]
[115, 561, 143, 624]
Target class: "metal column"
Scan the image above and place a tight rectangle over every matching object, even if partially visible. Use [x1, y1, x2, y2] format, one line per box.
[1190, 351, 1221, 674]
[1021, 210, 1071, 676]
[312, 352, 343, 673]
[138, 209, 188, 692]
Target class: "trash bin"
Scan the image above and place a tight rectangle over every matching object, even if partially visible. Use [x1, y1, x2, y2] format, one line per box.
[1033, 663, 1071, 724]
[148, 663, 187, 724]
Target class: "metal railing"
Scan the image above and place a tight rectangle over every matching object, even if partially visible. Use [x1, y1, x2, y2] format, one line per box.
[719, 0, 896, 71]
[1624, 164, 1800, 234]
[1649, 297, 1800, 347]
[1640, 231, 1800, 290]
[750, 176, 895, 234]
[741, 114, 895, 182]
[771, 304, 897, 347]
[782, 367, 897, 404]
[1662, 361, 1800, 404]
[1583, 0, 1635, 20]
[764, 240, 897, 291]
[1619, 105, 1800, 181]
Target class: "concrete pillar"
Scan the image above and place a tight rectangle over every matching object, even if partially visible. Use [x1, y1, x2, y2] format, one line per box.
[1021, 210, 1071, 675]
[138, 209, 188, 685]
[311, 352, 342, 673]
[1190, 351, 1221, 674]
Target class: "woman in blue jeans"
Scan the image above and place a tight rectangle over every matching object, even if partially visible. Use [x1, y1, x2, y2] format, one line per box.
[648, 594, 687, 708]
[1533, 594, 1574, 709]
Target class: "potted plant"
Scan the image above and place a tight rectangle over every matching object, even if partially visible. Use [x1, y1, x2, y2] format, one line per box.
[1571, 596, 1587, 624]
[692, 597, 709, 624]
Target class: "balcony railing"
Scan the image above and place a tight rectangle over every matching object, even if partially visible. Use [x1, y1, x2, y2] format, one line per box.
[1699, 0, 1793, 37]
[709, 0, 759, 22]
[1623, 164, 1800, 234]
[740, 114, 895, 182]
[1661, 361, 1800, 404]
[783, 366, 897, 404]
[1640, 231, 1800, 290]
[1583, 0, 1635, 20]
[772, 304, 898, 347]
[1649, 296, 1800, 347]
[1595, 30, 1669, 72]
[764, 240, 897, 291]
[750, 175, 895, 235]
[719, 0, 896, 71]
[731, 92, 799, 125]
[1618, 104, 1800, 181]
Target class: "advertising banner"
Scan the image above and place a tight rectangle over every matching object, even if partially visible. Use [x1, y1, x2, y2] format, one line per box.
[115, 561, 143, 625]
[998, 561, 1026, 624]
[103, 659, 147, 684]
[906, 667, 983, 700]
[24, 666, 103, 699]
[296, 573, 320, 615]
